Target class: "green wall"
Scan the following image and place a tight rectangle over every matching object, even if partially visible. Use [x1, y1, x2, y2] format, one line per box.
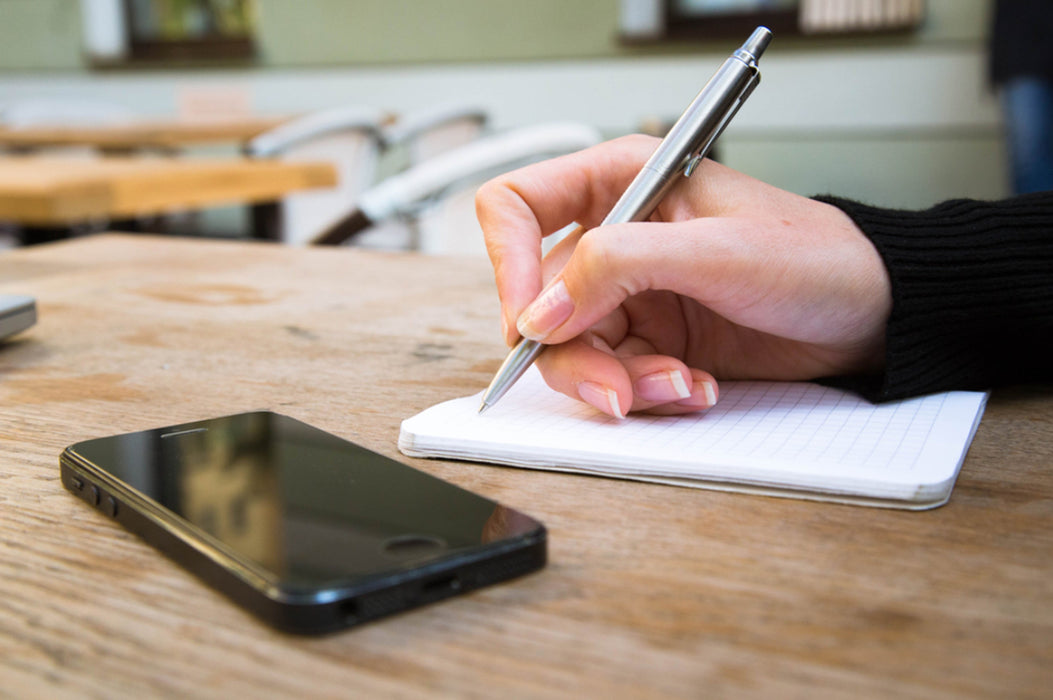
[0, 0, 83, 70]
[0, 0, 628, 71]
[0, 0, 993, 72]
[255, 0, 623, 65]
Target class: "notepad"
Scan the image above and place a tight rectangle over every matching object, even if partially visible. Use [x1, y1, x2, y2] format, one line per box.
[399, 368, 988, 510]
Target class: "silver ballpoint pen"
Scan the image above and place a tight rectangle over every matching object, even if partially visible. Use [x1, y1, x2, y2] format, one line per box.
[479, 26, 773, 414]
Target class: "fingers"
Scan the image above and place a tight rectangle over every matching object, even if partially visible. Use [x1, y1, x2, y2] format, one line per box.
[476, 135, 660, 344]
[622, 357, 719, 414]
[537, 336, 719, 418]
[535, 337, 632, 418]
[635, 367, 719, 415]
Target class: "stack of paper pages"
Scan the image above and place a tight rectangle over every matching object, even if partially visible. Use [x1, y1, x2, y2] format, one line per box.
[400, 368, 988, 510]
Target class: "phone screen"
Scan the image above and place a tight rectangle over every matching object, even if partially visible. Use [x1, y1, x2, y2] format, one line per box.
[62, 412, 545, 631]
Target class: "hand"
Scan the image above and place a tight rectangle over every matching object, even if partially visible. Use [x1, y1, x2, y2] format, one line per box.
[476, 135, 892, 418]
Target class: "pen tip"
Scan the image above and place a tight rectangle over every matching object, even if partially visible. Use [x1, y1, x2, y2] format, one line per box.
[477, 400, 491, 415]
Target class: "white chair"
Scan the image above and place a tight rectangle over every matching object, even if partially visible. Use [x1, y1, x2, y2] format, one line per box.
[245, 106, 387, 245]
[381, 103, 489, 164]
[311, 121, 603, 256]
[352, 104, 490, 250]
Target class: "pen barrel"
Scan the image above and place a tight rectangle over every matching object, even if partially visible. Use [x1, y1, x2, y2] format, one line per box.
[481, 338, 544, 409]
[603, 54, 760, 227]
[602, 165, 676, 226]
[480, 27, 770, 413]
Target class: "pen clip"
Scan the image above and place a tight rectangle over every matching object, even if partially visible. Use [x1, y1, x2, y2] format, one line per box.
[683, 71, 761, 178]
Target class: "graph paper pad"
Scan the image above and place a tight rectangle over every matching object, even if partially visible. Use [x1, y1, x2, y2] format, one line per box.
[399, 368, 988, 510]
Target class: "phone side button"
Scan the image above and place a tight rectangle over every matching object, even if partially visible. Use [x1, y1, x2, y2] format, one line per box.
[102, 495, 118, 518]
[88, 484, 101, 506]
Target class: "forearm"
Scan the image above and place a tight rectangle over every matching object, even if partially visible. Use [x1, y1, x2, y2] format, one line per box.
[815, 192, 1053, 400]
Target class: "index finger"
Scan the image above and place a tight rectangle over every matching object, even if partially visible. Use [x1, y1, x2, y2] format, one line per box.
[475, 134, 660, 342]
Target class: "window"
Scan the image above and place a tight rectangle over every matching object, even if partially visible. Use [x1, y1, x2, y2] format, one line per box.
[124, 0, 257, 62]
[620, 0, 925, 42]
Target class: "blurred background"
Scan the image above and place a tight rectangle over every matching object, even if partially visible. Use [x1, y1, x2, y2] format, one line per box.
[0, 0, 1008, 251]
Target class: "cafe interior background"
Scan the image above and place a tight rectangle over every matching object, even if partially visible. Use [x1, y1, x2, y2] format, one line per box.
[0, 0, 1003, 250]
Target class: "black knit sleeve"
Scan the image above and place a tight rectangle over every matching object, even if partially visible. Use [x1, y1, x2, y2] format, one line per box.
[813, 192, 1053, 401]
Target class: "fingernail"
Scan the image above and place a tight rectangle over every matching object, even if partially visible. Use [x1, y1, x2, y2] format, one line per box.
[703, 379, 717, 406]
[582, 331, 614, 354]
[577, 381, 625, 419]
[676, 379, 718, 409]
[517, 279, 573, 341]
[634, 370, 692, 402]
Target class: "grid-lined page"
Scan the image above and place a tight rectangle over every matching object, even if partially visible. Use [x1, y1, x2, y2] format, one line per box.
[400, 368, 988, 505]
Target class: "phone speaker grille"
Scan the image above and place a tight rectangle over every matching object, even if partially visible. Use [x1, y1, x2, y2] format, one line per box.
[357, 589, 409, 620]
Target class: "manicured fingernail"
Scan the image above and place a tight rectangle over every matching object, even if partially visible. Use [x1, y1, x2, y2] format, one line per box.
[517, 279, 573, 341]
[634, 370, 692, 402]
[676, 379, 718, 409]
[582, 331, 614, 354]
[577, 381, 625, 419]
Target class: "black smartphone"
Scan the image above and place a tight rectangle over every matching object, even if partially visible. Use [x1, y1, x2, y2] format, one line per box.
[60, 411, 546, 635]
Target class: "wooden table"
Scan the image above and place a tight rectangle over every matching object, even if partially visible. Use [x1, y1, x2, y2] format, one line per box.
[1, 235, 1050, 699]
[0, 117, 288, 154]
[0, 156, 337, 242]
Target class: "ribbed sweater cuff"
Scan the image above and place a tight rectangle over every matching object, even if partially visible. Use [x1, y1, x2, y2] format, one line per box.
[814, 193, 1053, 401]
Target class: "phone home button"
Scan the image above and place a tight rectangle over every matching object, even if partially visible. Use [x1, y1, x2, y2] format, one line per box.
[382, 534, 446, 559]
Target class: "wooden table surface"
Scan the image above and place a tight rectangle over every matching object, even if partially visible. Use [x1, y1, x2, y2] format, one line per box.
[0, 116, 288, 152]
[0, 156, 336, 226]
[1, 235, 1050, 699]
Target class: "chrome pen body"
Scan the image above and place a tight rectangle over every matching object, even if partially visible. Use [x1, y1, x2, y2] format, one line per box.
[479, 27, 772, 413]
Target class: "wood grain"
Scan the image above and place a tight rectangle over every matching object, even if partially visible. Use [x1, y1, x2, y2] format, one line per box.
[0, 234, 1050, 699]
[0, 156, 336, 225]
